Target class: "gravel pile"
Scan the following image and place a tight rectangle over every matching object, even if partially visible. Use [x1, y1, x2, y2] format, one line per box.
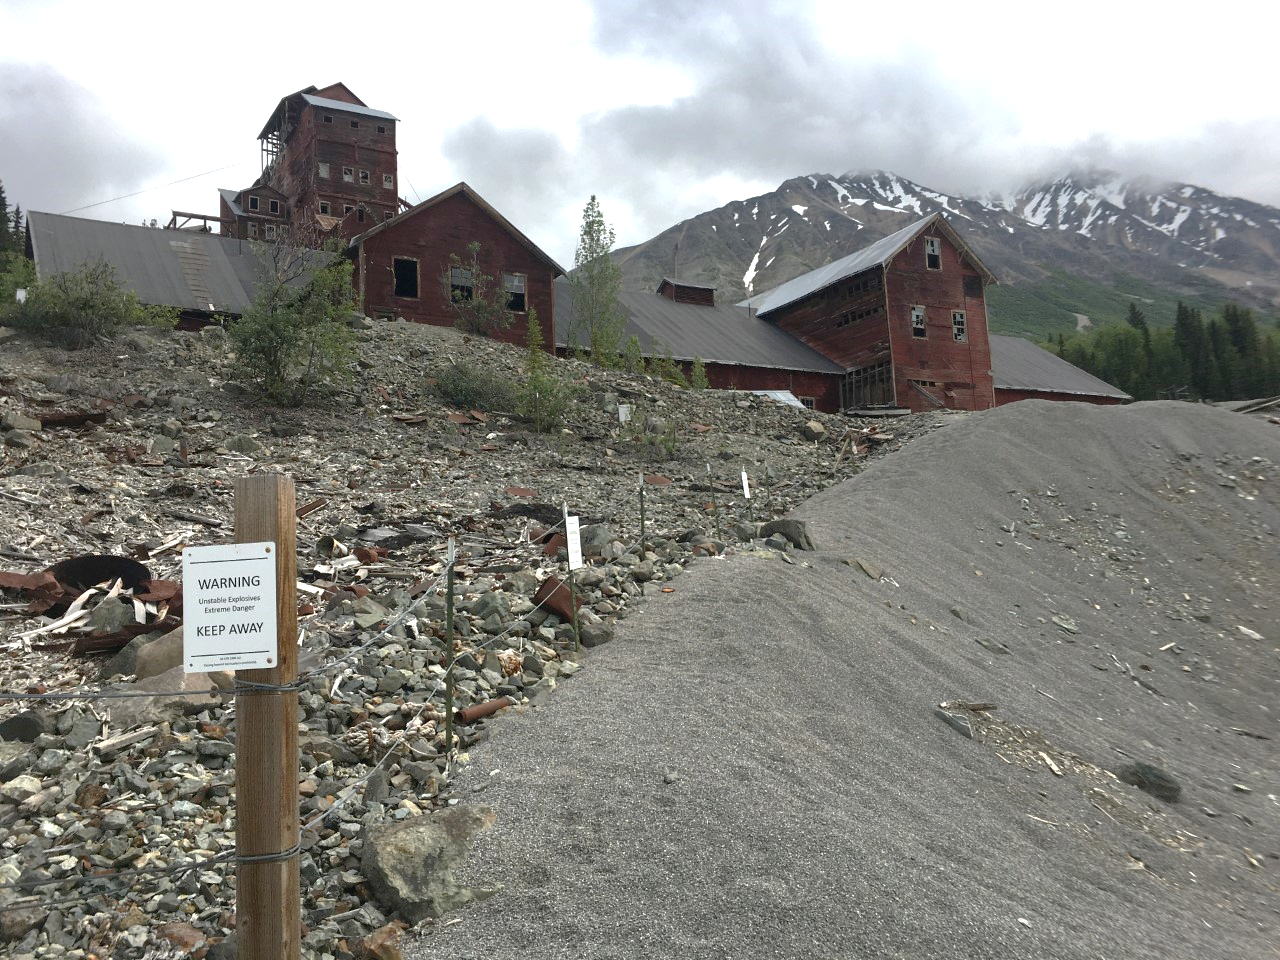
[410, 400, 1279, 960]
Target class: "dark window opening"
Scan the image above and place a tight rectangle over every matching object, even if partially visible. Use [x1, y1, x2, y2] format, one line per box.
[377, 125, 387, 134]
[925, 237, 942, 271]
[268, 199, 280, 215]
[343, 204, 354, 215]
[247, 195, 260, 211]
[450, 266, 474, 302]
[350, 120, 359, 129]
[963, 275, 982, 298]
[911, 305, 927, 338]
[504, 272, 527, 311]
[798, 396, 816, 409]
[842, 360, 894, 409]
[319, 201, 331, 215]
[393, 258, 419, 299]
[952, 310, 967, 342]
[322, 114, 333, 124]
[357, 208, 366, 223]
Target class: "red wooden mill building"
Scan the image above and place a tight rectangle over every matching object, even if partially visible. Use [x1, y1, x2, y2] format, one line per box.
[555, 212, 1129, 412]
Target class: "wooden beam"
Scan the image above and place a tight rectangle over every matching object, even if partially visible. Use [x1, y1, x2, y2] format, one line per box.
[234, 474, 300, 960]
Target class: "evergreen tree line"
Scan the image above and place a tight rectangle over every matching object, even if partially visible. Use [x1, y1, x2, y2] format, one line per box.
[0, 179, 26, 255]
[1052, 301, 1280, 402]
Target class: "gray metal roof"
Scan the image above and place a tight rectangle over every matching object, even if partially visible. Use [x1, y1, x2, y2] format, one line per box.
[740, 212, 998, 317]
[554, 278, 843, 373]
[990, 335, 1131, 399]
[25, 211, 286, 315]
[218, 188, 244, 217]
[302, 94, 398, 122]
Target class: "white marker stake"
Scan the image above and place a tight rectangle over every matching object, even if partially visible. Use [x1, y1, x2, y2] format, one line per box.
[618, 403, 632, 424]
[741, 469, 752, 499]
[183, 541, 278, 671]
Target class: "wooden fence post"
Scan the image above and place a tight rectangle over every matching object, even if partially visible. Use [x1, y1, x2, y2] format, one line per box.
[234, 474, 300, 960]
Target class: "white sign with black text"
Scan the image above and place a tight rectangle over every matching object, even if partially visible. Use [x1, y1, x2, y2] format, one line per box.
[182, 541, 278, 672]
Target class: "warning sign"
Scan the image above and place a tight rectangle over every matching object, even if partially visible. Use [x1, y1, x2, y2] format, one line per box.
[182, 541, 278, 671]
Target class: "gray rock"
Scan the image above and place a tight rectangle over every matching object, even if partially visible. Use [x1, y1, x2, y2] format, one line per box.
[0, 412, 42, 432]
[579, 622, 615, 648]
[0, 711, 48, 743]
[364, 769, 391, 805]
[801, 419, 827, 442]
[362, 805, 500, 922]
[731, 521, 760, 541]
[82, 598, 136, 635]
[469, 591, 510, 622]
[0, 775, 42, 804]
[0, 741, 35, 780]
[759, 518, 816, 551]
[3, 429, 34, 449]
[224, 434, 262, 454]
[133, 626, 184, 680]
[1116, 763, 1181, 803]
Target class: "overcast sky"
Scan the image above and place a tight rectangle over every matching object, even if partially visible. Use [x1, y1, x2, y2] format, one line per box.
[3, 0, 1276, 266]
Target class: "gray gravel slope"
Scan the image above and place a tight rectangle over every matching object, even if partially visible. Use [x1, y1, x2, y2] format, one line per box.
[408, 401, 1280, 960]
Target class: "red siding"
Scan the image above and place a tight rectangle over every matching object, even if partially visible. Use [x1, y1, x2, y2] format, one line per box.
[356, 191, 556, 348]
[699, 363, 841, 412]
[766, 270, 889, 370]
[995, 389, 1126, 406]
[883, 234, 994, 412]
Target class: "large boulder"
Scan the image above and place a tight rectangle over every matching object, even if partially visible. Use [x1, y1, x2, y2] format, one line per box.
[759, 518, 816, 551]
[362, 805, 500, 922]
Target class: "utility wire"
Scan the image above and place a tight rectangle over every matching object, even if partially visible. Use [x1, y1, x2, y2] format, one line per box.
[60, 162, 251, 216]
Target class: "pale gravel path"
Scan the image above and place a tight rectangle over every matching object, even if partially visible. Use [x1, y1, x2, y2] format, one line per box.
[408, 401, 1280, 960]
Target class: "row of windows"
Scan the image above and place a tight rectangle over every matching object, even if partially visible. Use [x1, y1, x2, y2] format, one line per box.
[246, 196, 280, 215]
[390, 257, 527, 311]
[317, 201, 394, 223]
[833, 304, 882, 328]
[318, 163, 394, 189]
[911, 305, 967, 342]
[320, 115, 390, 136]
[246, 222, 287, 241]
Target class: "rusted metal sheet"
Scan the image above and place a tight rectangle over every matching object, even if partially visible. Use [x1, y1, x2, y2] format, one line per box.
[532, 574, 578, 620]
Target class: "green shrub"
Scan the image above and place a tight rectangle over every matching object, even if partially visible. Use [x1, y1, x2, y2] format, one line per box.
[621, 335, 645, 374]
[7, 258, 152, 348]
[229, 242, 357, 406]
[518, 308, 572, 432]
[690, 356, 709, 390]
[434, 359, 517, 411]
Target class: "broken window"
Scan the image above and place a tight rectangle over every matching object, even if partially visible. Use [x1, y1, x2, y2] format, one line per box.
[911, 305, 926, 338]
[264, 223, 276, 240]
[319, 201, 331, 215]
[925, 237, 942, 270]
[268, 199, 280, 215]
[843, 360, 894, 409]
[384, 211, 394, 221]
[357, 208, 366, 223]
[504, 272, 527, 311]
[393, 258, 419, 299]
[952, 310, 967, 342]
[247, 222, 258, 238]
[450, 266, 474, 302]
[359, 169, 370, 185]
[343, 167, 354, 183]
[350, 120, 359, 129]
[322, 114, 333, 124]
[318, 162, 330, 179]
[343, 204, 354, 215]
[382, 173, 393, 189]
[247, 195, 260, 211]
[798, 396, 816, 410]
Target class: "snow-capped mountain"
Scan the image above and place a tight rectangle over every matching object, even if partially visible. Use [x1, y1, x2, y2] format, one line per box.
[612, 170, 1280, 327]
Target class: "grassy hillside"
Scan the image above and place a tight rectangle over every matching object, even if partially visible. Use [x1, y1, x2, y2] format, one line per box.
[985, 270, 1239, 340]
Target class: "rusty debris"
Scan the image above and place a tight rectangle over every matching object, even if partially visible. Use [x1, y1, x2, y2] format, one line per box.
[456, 696, 515, 724]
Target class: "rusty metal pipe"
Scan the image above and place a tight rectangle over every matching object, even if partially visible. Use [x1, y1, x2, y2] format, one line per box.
[456, 697, 514, 725]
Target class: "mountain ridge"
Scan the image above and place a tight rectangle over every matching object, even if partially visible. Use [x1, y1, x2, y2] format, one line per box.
[613, 169, 1280, 337]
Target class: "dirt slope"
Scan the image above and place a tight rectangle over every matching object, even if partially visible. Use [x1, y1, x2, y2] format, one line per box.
[411, 400, 1280, 960]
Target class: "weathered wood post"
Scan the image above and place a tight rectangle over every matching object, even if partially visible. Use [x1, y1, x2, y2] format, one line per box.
[443, 536, 456, 753]
[638, 474, 647, 597]
[234, 474, 300, 960]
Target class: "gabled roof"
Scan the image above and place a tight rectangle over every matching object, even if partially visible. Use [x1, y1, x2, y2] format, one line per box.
[218, 188, 244, 217]
[24, 211, 309, 316]
[553, 278, 842, 373]
[256, 84, 396, 140]
[349, 182, 566, 276]
[990, 335, 1131, 400]
[740, 212, 997, 317]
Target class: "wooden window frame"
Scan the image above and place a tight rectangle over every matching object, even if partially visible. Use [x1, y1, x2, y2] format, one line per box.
[504, 272, 527, 312]
[319, 201, 331, 215]
[925, 237, 942, 271]
[268, 198, 280, 215]
[382, 173, 394, 189]
[264, 223, 277, 240]
[359, 169, 370, 185]
[322, 114, 333, 124]
[376, 124, 387, 134]
[342, 167, 354, 183]
[393, 257, 420, 300]
[343, 204, 354, 215]
[952, 310, 967, 342]
[318, 162, 330, 179]
[911, 305, 927, 338]
[450, 266, 474, 302]
[247, 221, 258, 238]
[350, 119, 360, 129]
[247, 195, 260, 211]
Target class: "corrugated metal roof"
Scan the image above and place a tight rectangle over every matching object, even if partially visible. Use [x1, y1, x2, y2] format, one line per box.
[740, 212, 998, 317]
[25, 211, 287, 315]
[554, 278, 843, 373]
[990, 335, 1131, 399]
[301, 94, 398, 122]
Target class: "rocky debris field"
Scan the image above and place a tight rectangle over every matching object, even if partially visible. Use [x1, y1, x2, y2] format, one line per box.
[0, 319, 950, 958]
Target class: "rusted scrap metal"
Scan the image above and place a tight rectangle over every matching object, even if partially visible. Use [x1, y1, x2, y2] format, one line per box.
[532, 574, 579, 621]
[456, 696, 514, 724]
[38, 410, 108, 429]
